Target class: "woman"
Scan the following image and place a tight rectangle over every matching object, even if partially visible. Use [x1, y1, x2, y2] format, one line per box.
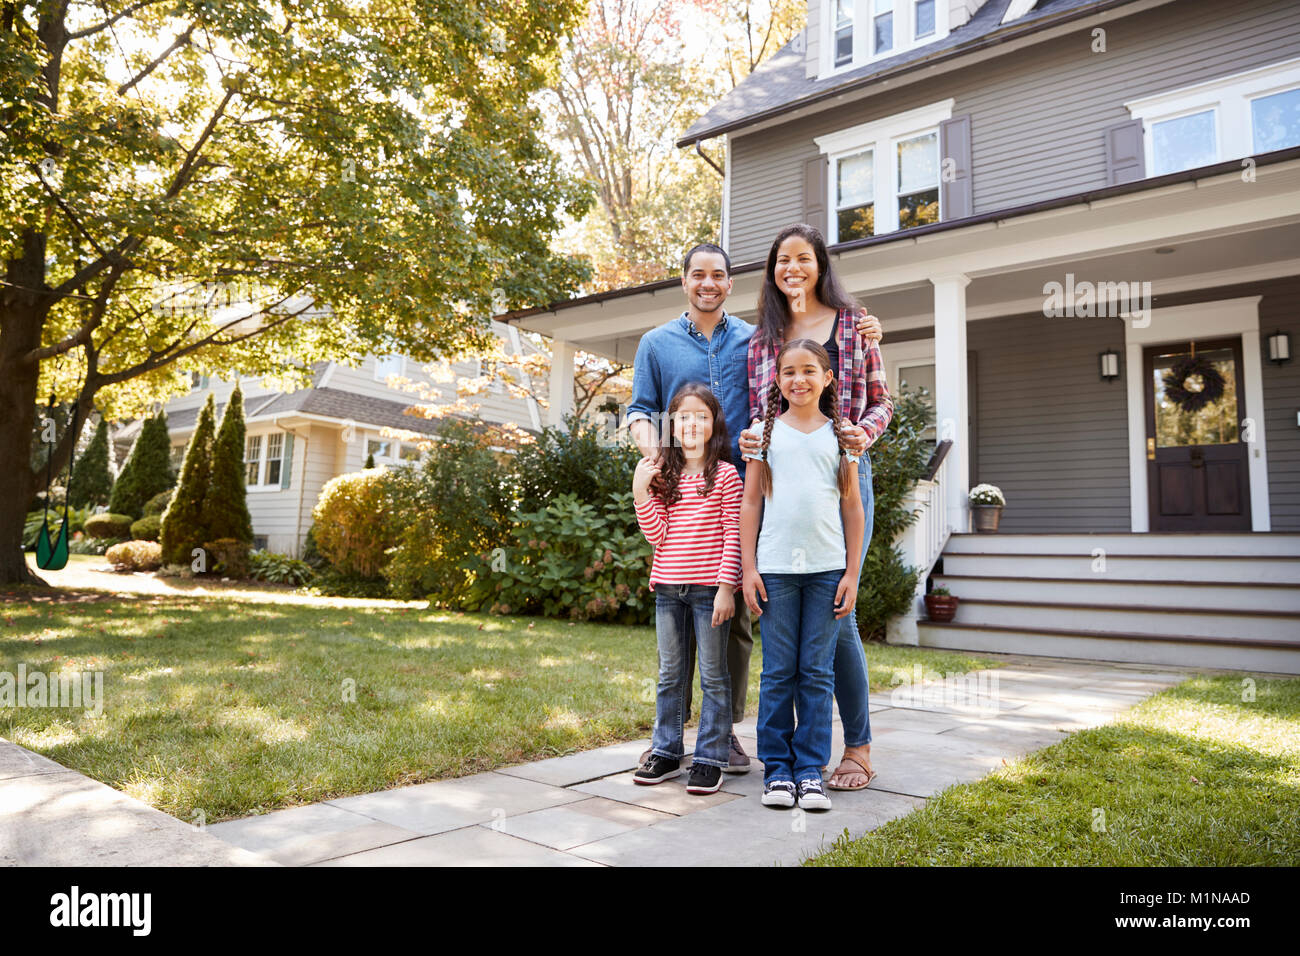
[738, 222, 892, 791]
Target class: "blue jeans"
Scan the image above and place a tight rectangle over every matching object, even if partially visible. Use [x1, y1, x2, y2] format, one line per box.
[834, 454, 874, 747]
[756, 569, 842, 783]
[652, 584, 732, 768]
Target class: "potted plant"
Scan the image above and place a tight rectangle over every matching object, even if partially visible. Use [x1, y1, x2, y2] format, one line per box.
[924, 584, 959, 622]
[969, 483, 1006, 532]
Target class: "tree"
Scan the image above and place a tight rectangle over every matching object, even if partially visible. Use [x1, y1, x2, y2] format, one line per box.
[68, 416, 112, 508]
[108, 412, 172, 518]
[205, 386, 252, 545]
[160, 393, 215, 565]
[0, 0, 592, 584]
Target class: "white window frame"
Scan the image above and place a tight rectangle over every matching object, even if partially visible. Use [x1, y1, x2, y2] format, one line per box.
[1125, 56, 1300, 176]
[821, 0, 949, 78]
[245, 430, 286, 491]
[475, 357, 505, 394]
[815, 99, 953, 243]
[374, 354, 405, 382]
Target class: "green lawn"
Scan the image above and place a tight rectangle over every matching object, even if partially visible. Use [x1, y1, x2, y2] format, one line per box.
[2, 587, 998, 822]
[808, 674, 1300, 866]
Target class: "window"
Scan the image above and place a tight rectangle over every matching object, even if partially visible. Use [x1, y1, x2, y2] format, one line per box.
[833, 0, 853, 67]
[836, 150, 875, 241]
[245, 435, 262, 485]
[245, 431, 287, 487]
[265, 432, 283, 486]
[823, 0, 948, 75]
[366, 439, 392, 459]
[1126, 56, 1300, 176]
[896, 131, 940, 229]
[816, 99, 953, 242]
[374, 354, 404, 382]
[915, 0, 934, 38]
[873, 0, 892, 55]
[399, 444, 421, 462]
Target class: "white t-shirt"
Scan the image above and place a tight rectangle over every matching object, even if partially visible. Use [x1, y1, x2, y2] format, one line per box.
[750, 418, 847, 575]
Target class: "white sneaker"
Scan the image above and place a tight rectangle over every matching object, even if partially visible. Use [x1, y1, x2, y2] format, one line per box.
[796, 777, 832, 810]
[762, 779, 797, 807]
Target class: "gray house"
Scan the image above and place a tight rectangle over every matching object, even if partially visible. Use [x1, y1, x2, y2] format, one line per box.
[503, 0, 1300, 673]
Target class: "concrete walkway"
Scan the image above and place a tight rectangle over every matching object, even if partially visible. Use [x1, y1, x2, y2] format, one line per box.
[200, 654, 1188, 867]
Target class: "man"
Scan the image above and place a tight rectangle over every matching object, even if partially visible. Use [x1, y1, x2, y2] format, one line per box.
[626, 242, 882, 772]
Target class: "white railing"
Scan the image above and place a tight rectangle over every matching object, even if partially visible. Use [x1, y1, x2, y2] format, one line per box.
[886, 444, 954, 646]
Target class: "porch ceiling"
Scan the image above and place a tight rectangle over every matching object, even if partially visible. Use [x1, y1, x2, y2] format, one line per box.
[501, 155, 1300, 362]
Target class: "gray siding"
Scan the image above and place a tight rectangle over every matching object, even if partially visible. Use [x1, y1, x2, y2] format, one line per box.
[727, 0, 1300, 263]
[968, 312, 1132, 532]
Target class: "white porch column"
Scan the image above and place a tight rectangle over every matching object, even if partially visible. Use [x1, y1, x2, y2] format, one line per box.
[931, 273, 971, 535]
[547, 337, 576, 429]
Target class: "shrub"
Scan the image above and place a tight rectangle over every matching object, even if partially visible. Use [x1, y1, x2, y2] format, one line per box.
[69, 536, 116, 556]
[855, 384, 935, 642]
[69, 417, 113, 509]
[300, 523, 327, 570]
[130, 514, 162, 541]
[203, 537, 251, 578]
[161, 395, 215, 566]
[143, 489, 174, 516]
[105, 540, 163, 571]
[109, 412, 174, 518]
[84, 512, 134, 540]
[206, 387, 253, 544]
[248, 550, 315, 586]
[311, 469, 402, 579]
[461, 491, 654, 624]
[513, 412, 640, 514]
[383, 419, 516, 602]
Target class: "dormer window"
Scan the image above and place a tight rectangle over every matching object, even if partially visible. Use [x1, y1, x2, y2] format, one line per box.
[823, 0, 949, 76]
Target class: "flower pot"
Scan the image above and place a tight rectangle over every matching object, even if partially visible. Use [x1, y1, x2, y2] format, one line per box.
[924, 594, 959, 623]
[972, 504, 1003, 532]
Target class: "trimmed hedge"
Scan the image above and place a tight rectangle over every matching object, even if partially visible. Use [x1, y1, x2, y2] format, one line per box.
[129, 514, 162, 541]
[83, 513, 134, 540]
[105, 540, 163, 571]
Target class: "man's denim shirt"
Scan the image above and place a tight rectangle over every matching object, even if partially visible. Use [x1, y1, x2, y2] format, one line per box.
[625, 310, 754, 480]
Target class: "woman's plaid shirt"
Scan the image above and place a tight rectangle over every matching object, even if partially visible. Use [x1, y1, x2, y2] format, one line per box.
[746, 308, 894, 448]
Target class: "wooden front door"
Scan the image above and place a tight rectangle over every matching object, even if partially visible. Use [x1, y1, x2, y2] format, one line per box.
[1143, 337, 1251, 532]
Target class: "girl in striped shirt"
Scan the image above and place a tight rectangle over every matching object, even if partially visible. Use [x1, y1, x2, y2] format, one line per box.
[632, 383, 743, 795]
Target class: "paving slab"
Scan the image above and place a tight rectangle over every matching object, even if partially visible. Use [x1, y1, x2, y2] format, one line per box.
[324, 770, 587, 835]
[489, 796, 673, 851]
[208, 802, 421, 866]
[571, 770, 744, 815]
[0, 740, 72, 782]
[495, 739, 650, 787]
[312, 825, 602, 866]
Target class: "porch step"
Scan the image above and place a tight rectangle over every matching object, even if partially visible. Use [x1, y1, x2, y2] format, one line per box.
[944, 532, 1300, 557]
[940, 552, 1300, 583]
[946, 598, 1300, 643]
[916, 622, 1300, 675]
[918, 533, 1300, 673]
[934, 575, 1300, 613]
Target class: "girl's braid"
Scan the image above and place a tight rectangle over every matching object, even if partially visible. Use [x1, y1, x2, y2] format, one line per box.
[756, 377, 782, 498]
[824, 375, 854, 498]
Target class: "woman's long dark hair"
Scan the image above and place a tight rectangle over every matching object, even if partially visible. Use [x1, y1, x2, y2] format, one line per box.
[755, 223, 861, 350]
[650, 382, 732, 507]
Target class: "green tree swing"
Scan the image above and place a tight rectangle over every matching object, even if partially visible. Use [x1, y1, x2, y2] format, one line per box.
[35, 393, 80, 572]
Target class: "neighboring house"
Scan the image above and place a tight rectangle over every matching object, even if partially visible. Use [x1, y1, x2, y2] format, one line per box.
[113, 320, 545, 556]
[502, 0, 1300, 673]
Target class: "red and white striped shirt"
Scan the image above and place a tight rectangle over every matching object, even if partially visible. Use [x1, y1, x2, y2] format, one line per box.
[634, 462, 743, 591]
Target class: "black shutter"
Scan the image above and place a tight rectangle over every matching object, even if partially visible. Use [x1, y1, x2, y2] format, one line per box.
[803, 155, 828, 235]
[939, 114, 973, 220]
[1104, 119, 1146, 185]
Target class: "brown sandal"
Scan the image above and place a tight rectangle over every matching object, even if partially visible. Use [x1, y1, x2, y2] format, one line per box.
[827, 751, 877, 791]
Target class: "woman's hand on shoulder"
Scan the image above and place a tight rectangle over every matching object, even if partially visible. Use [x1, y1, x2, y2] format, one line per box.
[738, 418, 763, 459]
[854, 309, 883, 344]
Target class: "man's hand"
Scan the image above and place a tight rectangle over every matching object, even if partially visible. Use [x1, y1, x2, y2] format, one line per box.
[632, 456, 661, 501]
[856, 310, 883, 343]
[712, 586, 735, 628]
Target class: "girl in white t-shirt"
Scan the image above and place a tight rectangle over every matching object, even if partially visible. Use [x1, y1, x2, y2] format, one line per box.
[740, 338, 865, 811]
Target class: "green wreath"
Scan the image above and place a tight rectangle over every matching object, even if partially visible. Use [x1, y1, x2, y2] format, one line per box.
[1163, 355, 1224, 413]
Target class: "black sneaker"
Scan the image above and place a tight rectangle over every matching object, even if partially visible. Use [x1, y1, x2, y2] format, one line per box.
[686, 763, 723, 795]
[796, 777, 832, 810]
[761, 779, 797, 807]
[633, 753, 681, 785]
